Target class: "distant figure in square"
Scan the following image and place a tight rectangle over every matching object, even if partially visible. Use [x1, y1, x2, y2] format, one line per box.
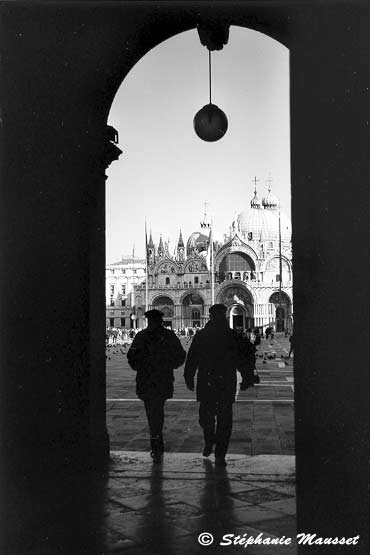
[235, 327, 256, 391]
[253, 327, 261, 347]
[288, 332, 294, 358]
[184, 304, 248, 467]
[127, 309, 186, 463]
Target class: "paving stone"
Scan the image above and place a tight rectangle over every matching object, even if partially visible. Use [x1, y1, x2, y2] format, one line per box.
[230, 505, 285, 524]
[260, 497, 297, 515]
[231, 488, 289, 504]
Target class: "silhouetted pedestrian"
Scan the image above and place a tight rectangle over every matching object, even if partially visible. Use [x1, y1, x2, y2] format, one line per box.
[184, 304, 242, 467]
[127, 309, 186, 463]
[253, 327, 261, 347]
[234, 328, 256, 391]
[288, 333, 294, 358]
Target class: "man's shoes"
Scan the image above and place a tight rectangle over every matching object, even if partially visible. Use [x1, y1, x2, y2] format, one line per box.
[150, 436, 163, 463]
[215, 456, 227, 467]
[202, 442, 214, 457]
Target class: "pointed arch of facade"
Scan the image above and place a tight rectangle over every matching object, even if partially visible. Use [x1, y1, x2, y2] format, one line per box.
[183, 256, 208, 274]
[268, 290, 293, 333]
[151, 293, 175, 305]
[155, 258, 179, 275]
[261, 254, 292, 274]
[214, 244, 258, 273]
[216, 280, 257, 305]
[257, 287, 292, 305]
[179, 289, 206, 305]
[268, 289, 292, 306]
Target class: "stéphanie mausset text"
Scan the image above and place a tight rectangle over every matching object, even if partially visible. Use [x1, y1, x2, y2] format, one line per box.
[220, 533, 360, 547]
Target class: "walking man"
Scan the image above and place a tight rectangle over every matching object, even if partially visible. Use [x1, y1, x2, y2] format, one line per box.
[184, 303, 244, 467]
[127, 309, 186, 463]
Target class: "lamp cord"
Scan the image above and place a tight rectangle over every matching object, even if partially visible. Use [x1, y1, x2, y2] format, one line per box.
[209, 50, 212, 104]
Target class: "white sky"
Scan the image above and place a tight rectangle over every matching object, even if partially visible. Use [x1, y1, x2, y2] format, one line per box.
[107, 26, 290, 263]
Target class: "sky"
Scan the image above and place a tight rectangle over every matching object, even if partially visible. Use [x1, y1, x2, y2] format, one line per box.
[106, 26, 290, 263]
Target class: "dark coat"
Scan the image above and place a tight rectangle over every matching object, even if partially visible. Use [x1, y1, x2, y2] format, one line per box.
[127, 327, 186, 401]
[234, 333, 256, 387]
[184, 320, 240, 403]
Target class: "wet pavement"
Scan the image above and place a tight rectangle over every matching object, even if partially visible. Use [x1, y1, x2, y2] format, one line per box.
[103, 451, 296, 554]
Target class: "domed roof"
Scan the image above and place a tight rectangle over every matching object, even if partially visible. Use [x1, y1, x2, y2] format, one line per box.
[262, 188, 279, 209]
[250, 188, 261, 208]
[237, 206, 291, 242]
[186, 231, 209, 256]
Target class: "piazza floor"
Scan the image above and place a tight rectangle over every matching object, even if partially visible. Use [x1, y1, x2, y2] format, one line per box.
[106, 334, 295, 456]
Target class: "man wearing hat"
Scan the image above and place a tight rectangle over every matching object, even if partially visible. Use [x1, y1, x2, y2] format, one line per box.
[127, 309, 186, 463]
[184, 303, 245, 466]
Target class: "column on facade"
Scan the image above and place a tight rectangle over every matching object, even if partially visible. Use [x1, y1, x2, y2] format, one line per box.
[259, 301, 266, 330]
[256, 303, 261, 328]
[174, 304, 182, 330]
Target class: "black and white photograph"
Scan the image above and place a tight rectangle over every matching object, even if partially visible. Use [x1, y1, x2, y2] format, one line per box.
[1, 1, 370, 554]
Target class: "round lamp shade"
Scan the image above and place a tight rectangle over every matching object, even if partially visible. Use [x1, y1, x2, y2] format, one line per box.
[193, 103, 228, 142]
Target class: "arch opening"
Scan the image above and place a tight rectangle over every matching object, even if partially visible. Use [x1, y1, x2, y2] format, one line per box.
[269, 291, 292, 332]
[105, 22, 292, 463]
[182, 292, 205, 327]
[218, 252, 256, 283]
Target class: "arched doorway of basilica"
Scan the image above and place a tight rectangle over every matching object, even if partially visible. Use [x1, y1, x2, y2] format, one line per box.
[269, 291, 292, 332]
[152, 295, 174, 328]
[218, 284, 254, 329]
[229, 304, 245, 329]
[182, 293, 204, 328]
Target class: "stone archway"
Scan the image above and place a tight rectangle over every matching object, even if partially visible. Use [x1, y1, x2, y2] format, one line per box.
[152, 295, 174, 327]
[217, 284, 254, 329]
[269, 291, 292, 332]
[182, 292, 205, 328]
[218, 251, 256, 283]
[4, 5, 370, 550]
[228, 303, 250, 330]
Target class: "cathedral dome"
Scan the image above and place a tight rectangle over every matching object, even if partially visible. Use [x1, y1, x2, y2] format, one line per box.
[186, 231, 209, 256]
[250, 188, 261, 208]
[237, 206, 291, 242]
[262, 189, 279, 209]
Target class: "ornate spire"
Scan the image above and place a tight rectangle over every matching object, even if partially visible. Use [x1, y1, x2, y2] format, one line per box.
[177, 229, 185, 261]
[164, 238, 170, 258]
[147, 230, 154, 249]
[177, 229, 184, 248]
[157, 235, 164, 257]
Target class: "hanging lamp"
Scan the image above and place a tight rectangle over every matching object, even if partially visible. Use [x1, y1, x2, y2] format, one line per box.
[193, 49, 228, 142]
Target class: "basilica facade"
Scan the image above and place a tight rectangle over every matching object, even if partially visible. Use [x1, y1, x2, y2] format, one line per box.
[130, 187, 293, 332]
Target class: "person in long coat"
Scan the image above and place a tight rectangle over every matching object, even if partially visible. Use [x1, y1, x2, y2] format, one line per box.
[184, 303, 248, 466]
[234, 327, 256, 390]
[127, 309, 186, 462]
